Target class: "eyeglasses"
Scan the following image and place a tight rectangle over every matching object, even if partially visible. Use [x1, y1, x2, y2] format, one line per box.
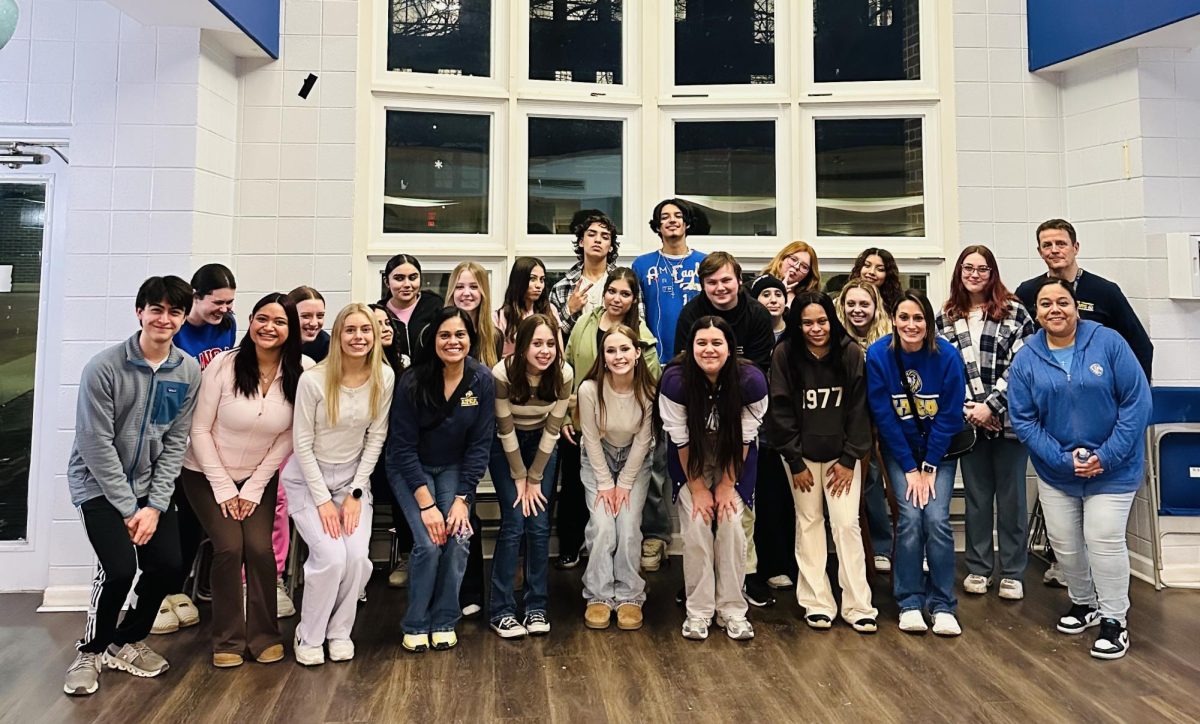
[961, 264, 991, 277]
[784, 254, 810, 272]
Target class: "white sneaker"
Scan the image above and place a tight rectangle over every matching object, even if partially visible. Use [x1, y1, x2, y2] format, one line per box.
[461, 603, 483, 618]
[681, 616, 709, 640]
[276, 579, 296, 618]
[715, 612, 754, 640]
[898, 609, 928, 634]
[963, 574, 992, 595]
[932, 612, 962, 637]
[766, 575, 794, 589]
[328, 639, 354, 662]
[293, 633, 325, 666]
[873, 555, 891, 573]
[151, 602, 180, 635]
[1043, 563, 1068, 588]
[998, 578, 1024, 600]
[641, 539, 666, 572]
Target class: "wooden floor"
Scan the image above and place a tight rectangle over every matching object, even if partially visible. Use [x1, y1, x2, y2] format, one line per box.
[3, 559, 1199, 724]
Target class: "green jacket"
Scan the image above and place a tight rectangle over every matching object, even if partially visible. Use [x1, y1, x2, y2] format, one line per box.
[565, 308, 662, 420]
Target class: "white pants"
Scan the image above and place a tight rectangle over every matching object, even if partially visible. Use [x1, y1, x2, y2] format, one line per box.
[790, 458, 877, 622]
[677, 485, 747, 621]
[281, 457, 373, 647]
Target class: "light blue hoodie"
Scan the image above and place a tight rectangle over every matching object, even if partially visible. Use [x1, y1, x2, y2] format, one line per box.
[1008, 320, 1151, 496]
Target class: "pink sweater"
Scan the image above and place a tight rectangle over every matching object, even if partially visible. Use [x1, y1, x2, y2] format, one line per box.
[183, 350, 305, 505]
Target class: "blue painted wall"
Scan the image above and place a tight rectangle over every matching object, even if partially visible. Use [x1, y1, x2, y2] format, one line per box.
[209, 0, 280, 58]
[1028, 0, 1200, 70]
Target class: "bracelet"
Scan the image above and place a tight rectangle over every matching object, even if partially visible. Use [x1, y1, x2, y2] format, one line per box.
[419, 502, 436, 512]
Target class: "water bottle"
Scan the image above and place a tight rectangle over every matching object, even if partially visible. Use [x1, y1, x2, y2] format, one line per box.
[1075, 448, 1093, 464]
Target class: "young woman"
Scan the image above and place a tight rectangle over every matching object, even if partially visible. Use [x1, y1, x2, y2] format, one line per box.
[288, 286, 329, 363]
[179, 293, 306, 667]
[849, 248, 903, 315]
[1008, 278, 1151, 660]
[837, 279, 895, 572]
[367, 303, 413, 591]
[495, 256, 561, 358]
[155, 263, 238, 636]
[488, 314, 573, 639]
[659, 317, 769, 642]
[386, 308, 495, 653]
[866, 290, 967, 637]
[761, 241, 821, 305]
[935, 246, 1036, 601]
[577, 325, 657, 631]
[378, 253, 444, 360]
[766, 292, 877, 633]
[751, 274, 788, 343]
[281, 303, 395, 665]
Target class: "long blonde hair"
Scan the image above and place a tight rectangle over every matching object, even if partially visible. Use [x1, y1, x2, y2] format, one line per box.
[320, 303, 387, 427]
[447, 261, 499, 368]
[836, 279, 892, 348]
[762, 241, 821, 294]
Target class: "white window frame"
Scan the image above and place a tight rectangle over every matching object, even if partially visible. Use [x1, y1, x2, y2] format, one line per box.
[799, 102, 946, 260]
[515, 0, 642, 103]
[659, 0, 791, 103]
[368, 94, 508, 258]
[515, 103, 640, 259]
[371, 0, 510, 98]
[661, 106, 791, 256]
[367, 254, 508, 301]
[797, 0, 939, 98]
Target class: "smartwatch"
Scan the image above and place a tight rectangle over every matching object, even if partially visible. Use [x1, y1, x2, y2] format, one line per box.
[351, 488, 363, 499]
[921, 462, 937, 475]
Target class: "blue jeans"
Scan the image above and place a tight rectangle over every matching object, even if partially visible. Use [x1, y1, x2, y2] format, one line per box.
[863, 455, 893, 558]
[488, 431, 558, 622]
[395, 464, 471, 634]
[882, 452, 958, 614]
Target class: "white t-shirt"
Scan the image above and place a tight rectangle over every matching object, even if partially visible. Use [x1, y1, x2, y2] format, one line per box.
[967, 308, 986, 350]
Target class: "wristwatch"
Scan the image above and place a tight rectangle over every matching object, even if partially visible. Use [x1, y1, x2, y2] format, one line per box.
[921, 462, 937, 475]
[351, 487, 363, 499]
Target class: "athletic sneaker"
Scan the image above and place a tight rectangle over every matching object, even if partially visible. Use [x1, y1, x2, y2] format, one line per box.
[554, 550, 582, 569]
[715, 612, 754, 640]
[1043, 562, 1068, 588]
[402, 633, 429, 653]
[931, 612, 962, 637]
[963, 574, 992, 595]
[641, 539, 666, 571]
[805, 614, 833, 630]
[851, 617, 878, 634]
[743, 576, 776, 607]
[276, 579, 296, 618]
[1091, 618, 1129, 660]
[104, 641, 169, 677]
[461, 603, 483, 618]
[898, 609, 928, 634]
[873, 555, 892, 573]
[388, 556, 409, 588]
[998, 578, 1024, 600]
[328, 639, 354, 662]
[151, 602, 180, 635]
[63, 651, 101, 696]
[524, 611, 551, 636]
[432, 631, 458, 650]
[1057, 603, 1101, 635]
[491, 615, 528, 639]
[681, 616, 709, 640]
[767, 575, 794, 589]
[294, 633, 325, 666]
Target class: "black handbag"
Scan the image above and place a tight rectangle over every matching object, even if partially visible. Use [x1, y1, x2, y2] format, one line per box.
[892, 342, 977, 462]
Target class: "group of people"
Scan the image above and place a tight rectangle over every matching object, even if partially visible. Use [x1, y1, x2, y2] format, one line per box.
[62, 201, 1156, 697]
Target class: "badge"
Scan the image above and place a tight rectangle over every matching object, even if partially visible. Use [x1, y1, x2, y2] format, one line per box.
[1090, 363, 1104, 377]
[461, 391, 478, 407]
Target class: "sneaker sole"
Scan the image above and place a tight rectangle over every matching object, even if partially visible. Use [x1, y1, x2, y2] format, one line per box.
[899, 624, 929, 635]
[1057, 618, 1101, 635]
[64, 681, 98, 696]
[998, 591, 1024, 601]
[490, 627, 527, 640]
[527, 627, 551, 636]
[295, 656, 325, 666]
[103, 653, 167, 678]
[852, 623, 879, 634]
[681, 631, 708, 640]
[329, 650, 354, 662]
[1090, 644, 1129, 660]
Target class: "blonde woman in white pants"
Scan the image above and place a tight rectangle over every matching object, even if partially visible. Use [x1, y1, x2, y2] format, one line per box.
[282, 303, 395, 665]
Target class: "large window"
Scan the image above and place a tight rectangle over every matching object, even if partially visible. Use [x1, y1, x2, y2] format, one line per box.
[815, 117, 924, 237]
[388, 0, 492, 76]
[529, 1, 623, 84]
[674, 120, 776, 236]
[813, 0, 920, 82]
[527, 117, 623, 234]
[675, 0, 775, 86]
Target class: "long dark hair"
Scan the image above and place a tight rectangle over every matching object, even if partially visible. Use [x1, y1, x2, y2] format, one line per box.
[500, 257, 552, 343]
[601, 267, 643, 334]
[850, 247, 903, 314]
[232, 293, 303, 404]
[379, 253, 422, 304]
[944, 244, 1016, 322]
[368, 302, 406, 374]
[505, 313, 564, 405]
[407, 307, 478, 411]
[785, 292, 849, 391]
[658, 316, 748, 482]
[890, 289, 939, 353]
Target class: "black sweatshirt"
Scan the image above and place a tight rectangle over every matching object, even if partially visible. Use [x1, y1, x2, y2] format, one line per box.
[764, 337, 871, 469]
[1015, 270, 1154, 381]
[673, 290, 775, 372]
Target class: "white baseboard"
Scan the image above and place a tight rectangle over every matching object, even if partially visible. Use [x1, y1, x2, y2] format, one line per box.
[38, 585, 94, 612]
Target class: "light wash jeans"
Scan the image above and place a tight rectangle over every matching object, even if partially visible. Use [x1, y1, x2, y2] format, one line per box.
[960, 436, 1029, 580]
[882, 452, 958, 615]
[1037, 481, 1136, 623]
[580, 440, 651, 607]
[394, 464, 471, 634]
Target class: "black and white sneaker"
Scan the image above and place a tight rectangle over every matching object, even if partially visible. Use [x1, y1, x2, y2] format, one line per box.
[524, 610, 551, 636]
[743, 576, 776, 607]
[1057, 603, 1101, 635]
[1091, 618, 1129, 660]
[490, 615, 528, 639]
[554, 551, 582, 569]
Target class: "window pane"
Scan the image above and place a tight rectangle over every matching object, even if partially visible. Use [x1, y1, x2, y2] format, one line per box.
[814, 0, 920, 82]
[0, 182, 45, 541]
[530, 1, 622, 84]
[528, 118, 623, 234]
[815, 118, 924, 237]
[674, 120, 776, 236]
[388, 0, 491, 77]
[675, 0, 775, 86]
[384, 110, 490, 234]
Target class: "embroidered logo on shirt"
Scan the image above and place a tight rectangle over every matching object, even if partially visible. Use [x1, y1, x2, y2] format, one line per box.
[905, 369, 923, 393]
[1090, 363, 1104, 377]
[461, 391, 478, 407]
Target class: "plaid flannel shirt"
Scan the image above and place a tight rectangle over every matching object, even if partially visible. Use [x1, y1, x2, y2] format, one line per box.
[549, 261, 616, 340]
[934, 298, 1035, 439]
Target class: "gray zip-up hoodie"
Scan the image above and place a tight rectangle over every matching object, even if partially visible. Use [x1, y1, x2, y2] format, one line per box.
[67, 333, 201, 518]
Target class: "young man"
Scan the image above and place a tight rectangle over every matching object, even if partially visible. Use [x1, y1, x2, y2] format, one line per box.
[63, 276, 202, 697]
[672, 251, 777, 607]
[631, 200, 706, 571]
[549, 211, 620, 341]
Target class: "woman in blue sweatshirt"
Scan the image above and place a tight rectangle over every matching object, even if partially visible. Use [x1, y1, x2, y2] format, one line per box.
[1008, 278, 1151, 661]
[386, 308, 496, 654]
[866, 290, 966, 637]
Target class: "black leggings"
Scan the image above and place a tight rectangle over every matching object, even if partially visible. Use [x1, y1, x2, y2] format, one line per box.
[172, 487, 204, 593]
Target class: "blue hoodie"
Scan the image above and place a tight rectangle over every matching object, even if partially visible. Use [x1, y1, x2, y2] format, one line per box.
[1007, 320, 1151, 496]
